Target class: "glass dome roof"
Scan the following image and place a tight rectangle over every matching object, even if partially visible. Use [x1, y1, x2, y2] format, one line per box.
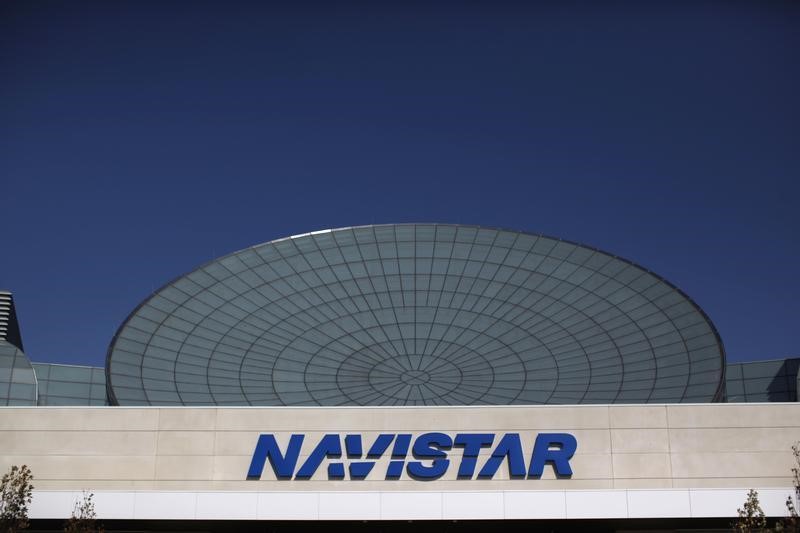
[107, 224, 725, 406]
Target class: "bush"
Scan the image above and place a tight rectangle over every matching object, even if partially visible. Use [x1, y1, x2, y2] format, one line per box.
[0, 464, 34, 533]
[64, 491, 103, 533]
[734, 442, 800, 533]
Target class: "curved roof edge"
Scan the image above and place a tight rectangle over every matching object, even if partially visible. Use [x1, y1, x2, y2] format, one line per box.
[105, 223, 726, 406]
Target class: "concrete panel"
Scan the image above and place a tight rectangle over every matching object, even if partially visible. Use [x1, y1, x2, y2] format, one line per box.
[671, 451, 794, 479]
[196, 492, 258, 519]
[0, 455, 155, 480]
[672, 476, 794, 488]
[611, 428, 669, 453]
[667, 404, 800, 428]
[157, 431, 216, 455]
[92, 491, 137, 519]
[442, 492, 504, 519]
[28, 491, 78, 519]
[215, 407, 385, 431]
[613, 478, 674, 489]
[158, 408, 217, 430]
[688, 488, 795, 517]
[609, 405, 668, 429]
[380, 492, 443, 520]
[504, 490, 566, 519]
[155, 455, 214, 480]
[557, 453, 613, 480]
[208, 478, 616, 493]
[450, 405, 611, 430]
[384, 408, 482, 431]
[612, 453, 672, 479]
[626, 489, 690, 518]
[212, 455, 251, 481]
[565, 490, 627, 518]
[689, 488, 751, 517]
[318, 492, 381, 520]
[567, 429, 611, 454]
[257, 492, 319, 519]
[756, 488, 799, 517]
[669, 427, 800, 452]
[134, 492, 197, 519]
[214, 431, 264, 455]
[0, 407, 158, 431]
[0, 430, 156, 456]
[27, 479, 143, 491]
[26, 488, 797, 521]
[0, 403, 798, 499]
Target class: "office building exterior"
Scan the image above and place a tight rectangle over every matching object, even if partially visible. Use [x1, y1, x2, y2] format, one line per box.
[1, 225, 798, 531]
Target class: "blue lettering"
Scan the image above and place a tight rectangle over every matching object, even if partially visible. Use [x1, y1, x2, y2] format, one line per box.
[478, 433, 526, 478]
[453, 433, 494, 478]
[386, 460, 405, 479]
[344, 434, 362, 457]
[367, 434, 395, 457]
[528, 432, 578, 478]
[392, 434, 412, 457]
[407, 432, 452, 480]
[247, 434, 304, 480]
[349, 434, 395, 479]
[295, 434, 342, 479]
[247, 431, 577, 481]
[386, 433, 412, 479]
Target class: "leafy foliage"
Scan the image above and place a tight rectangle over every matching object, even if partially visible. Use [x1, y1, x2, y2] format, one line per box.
[734, 442, 800, 533]
[736, 489, 768, 533]
[0, 464, 34, 533]
[64, 491, 103, 533]
[775, 443, 800, 532]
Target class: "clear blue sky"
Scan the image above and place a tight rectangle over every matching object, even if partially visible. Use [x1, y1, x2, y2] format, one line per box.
[2, 1, 798, 367]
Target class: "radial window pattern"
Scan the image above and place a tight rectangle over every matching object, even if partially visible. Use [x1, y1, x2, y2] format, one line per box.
[0, 340, 37, 406]
[106, 225, 725, 405]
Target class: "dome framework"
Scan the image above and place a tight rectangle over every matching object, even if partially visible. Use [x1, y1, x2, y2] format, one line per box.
[107, 224, 725, 406]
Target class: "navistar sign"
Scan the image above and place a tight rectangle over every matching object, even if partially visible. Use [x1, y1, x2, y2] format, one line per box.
[247, 432, 577, 481]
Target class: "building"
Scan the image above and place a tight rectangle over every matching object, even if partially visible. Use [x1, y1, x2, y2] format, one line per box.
[1, 224, 798, 531]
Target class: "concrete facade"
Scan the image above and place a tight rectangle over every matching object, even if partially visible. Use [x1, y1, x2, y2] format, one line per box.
[1, 403, 798, 521]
